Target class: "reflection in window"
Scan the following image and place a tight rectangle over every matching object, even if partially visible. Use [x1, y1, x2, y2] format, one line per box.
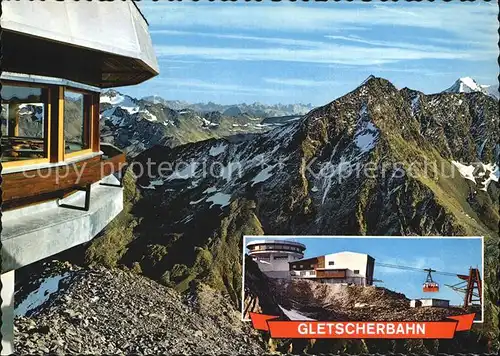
[1, 85, 47, 161]
[64, 90, 89, 153]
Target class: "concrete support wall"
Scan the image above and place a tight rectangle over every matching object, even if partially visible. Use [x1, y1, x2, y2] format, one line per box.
[261, 271, 291, 279]
[1, 270, 15, 355]
[251, 253, 302, 274]
[1, 175, 123, 272]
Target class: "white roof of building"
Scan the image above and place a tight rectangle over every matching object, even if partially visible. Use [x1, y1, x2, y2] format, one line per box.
[1, 0, 158, 87]
[327, 251, 373, 258]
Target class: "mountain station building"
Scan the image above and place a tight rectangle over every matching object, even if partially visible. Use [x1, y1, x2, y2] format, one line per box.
[289, 251, 375, 286]
[246, 239, 306, 279]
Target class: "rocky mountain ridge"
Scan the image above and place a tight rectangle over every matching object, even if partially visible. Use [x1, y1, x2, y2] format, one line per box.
[141, 94, 314, 117]
[100, 90, 305, 156]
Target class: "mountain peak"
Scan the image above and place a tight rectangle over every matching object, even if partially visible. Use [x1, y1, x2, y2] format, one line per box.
[347, 75, 398, 98]
[446, 77, 482, 93]
[357, 75, 395, 88]
[443, 77, 498, 99]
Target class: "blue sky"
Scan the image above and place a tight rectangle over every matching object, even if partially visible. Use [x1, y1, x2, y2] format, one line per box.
[245, 237, 483, 307]
[121, 0, 498, 106]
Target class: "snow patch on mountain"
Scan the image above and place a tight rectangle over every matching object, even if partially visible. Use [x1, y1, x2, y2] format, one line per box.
[101, 91, 139, 113]
[354, 121, 378, 153]
[15, 272, 72, 317]
[139, 179, 165, 190]
[480, 84, 499, 100]
[140, 110, 158, 122]
[251, 164, 277, 186]
[452, 161, 499, 191]
[206, 192, 232, 208]
[203, 187, 218, 194]
[319, 157, 356, 204]
[201, 118, 219, 127]
[410, 94, 420, 116]
[480, 163, 499, 191]
[279, 305, 316, 321]
[209, 142, 227, 157]
[452, 161, 476, 183]
[166, 161, 199, 181]
[353, 104, 379, 154]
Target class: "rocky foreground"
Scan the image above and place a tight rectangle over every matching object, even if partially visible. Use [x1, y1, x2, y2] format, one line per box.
[14, 263, 265, 355]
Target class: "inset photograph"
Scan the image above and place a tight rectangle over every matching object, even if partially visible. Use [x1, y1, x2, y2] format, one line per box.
[242, 236, 483, 323]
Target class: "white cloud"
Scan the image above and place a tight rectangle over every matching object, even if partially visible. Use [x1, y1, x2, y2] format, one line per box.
[153, 44, 476, 66]
[263, 78, 337, 87]
[323, 35, 488, 53]
[140, 2, 496, 45]
[141, 2, 496, 68]
[150, 30, 324, 48]
[345, 66, 458, 77]
[162, 78, 285, 97]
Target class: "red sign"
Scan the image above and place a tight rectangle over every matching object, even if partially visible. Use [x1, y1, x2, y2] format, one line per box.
[250, 313, 475, 339]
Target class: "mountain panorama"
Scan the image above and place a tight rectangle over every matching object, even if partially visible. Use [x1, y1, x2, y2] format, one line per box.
[98, 76, 499, 156]
[99, 89, 311, 157]
[14, 76, 500, 354]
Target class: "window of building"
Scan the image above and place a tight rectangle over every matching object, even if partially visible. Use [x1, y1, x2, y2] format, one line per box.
[1, 84, 48, 163]
[1, 81, 98, 168]
[354, 270, 360, 274]
[64, 90, 90, 154]
[274, 255, 289, 260]
[300, 271, 306, 276]
[328, 261, 335, 266]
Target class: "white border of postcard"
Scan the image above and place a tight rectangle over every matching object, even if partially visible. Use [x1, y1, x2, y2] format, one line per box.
[241, 235, 484, 323]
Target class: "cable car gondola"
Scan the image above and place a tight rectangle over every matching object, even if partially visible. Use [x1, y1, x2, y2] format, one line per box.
[422, 268, 439, 292]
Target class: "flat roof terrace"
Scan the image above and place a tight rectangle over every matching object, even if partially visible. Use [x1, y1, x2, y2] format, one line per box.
[246, 239, 306, 250]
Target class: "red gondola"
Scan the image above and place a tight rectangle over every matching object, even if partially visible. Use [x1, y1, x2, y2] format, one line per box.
[422, 268, 439, 292]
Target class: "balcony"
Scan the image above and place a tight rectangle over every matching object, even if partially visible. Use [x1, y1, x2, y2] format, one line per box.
[1, 144, 126, 272]
[2, 144, 125, 210]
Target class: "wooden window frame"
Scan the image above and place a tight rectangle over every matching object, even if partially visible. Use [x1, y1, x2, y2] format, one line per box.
[62, 86, 95, 160]
[1, 80, 100, 168]
[1, 81, 51, 168]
